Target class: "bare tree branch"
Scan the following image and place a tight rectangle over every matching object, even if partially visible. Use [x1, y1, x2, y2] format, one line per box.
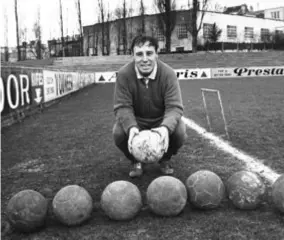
[190, 0, 210, 53]
[33, 5, 42, 59]
[114, 1, 134, 55]
[3, 6, 9, 61]
[98, 0, 106, 55]
[65, 7, 69, 40]
[59, 0, 65, 57]
[75, 0, 84, 55]
[122, 0, 128, 54]
[197, 0, 209, 32]
[139, 0, 146, 34]
[106, 2, 111, 55]
[154, 0, 177, 53]
[14, 0, 21, 61]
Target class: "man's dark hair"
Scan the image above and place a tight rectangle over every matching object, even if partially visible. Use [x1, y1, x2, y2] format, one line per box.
[130, 35, 158, 53]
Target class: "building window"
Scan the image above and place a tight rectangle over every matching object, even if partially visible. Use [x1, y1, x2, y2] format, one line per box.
[271, 11, 280, 19]
[157, 27, 164, 41]
[261, 28, 270, 42]
[227, 25, 237, 39]
[177, 24, 188, 39]
[203, 23, 213, 40]
[244, 27, 254, 39]
[88, 35, 92, 48]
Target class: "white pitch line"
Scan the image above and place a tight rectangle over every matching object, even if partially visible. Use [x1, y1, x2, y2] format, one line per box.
[182, 116, 281, 184]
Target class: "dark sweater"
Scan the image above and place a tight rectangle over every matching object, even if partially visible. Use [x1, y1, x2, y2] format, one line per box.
[113, 59, 183, 135]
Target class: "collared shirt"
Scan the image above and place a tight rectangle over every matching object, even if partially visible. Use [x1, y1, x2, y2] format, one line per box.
[135, 63, 157, 88]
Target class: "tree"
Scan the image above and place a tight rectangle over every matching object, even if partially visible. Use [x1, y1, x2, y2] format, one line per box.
[75, 0, 84, 56]
[154, 0, 177, 53]
[32, 6, 43, 59]
[105, 4, 111, 55]
[213, 3, 224, 12]
[122, 0, 128, 54]
[59, 0, 65, 57]
[190, 0, 210, 53]
[207, 23, 222, 51]
[128, 0, 135, 44]
[114, 1, 133, 55]
[14, 0, 21, 61]
[19, 26, 28, 60]
[65, 6, 69, 41]
[114, 7, 123, 54]
[139, 0, 146, 34]
[272, 30, 284, 50]
[98, 0, 106, 55]
[3, 6, 9, 61]
[94, 22, 100, 55]
[97, 0, 112, 55]
[20, 27, 27, 44]
[208, 23, 222, 42]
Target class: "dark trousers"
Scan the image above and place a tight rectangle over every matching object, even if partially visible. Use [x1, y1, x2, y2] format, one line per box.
[112, 119, 187, 163]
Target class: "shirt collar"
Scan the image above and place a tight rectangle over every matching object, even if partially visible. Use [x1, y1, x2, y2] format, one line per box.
[135, 62, 157, 80]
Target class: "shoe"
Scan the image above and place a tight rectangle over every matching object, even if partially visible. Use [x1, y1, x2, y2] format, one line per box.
[159, 161, 174, 175]
[129, 163, 143, 178]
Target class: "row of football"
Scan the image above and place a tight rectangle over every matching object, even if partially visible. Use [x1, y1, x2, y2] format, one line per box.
[5, 170, 284, 233]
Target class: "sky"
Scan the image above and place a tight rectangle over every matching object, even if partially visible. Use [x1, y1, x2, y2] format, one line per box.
[1, 0, 284, 47]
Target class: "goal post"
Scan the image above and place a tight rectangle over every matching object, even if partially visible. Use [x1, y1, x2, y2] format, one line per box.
[201, 88, 230, 139]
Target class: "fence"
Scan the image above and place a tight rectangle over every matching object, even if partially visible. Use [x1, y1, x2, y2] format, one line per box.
[1, 66, 96, 128]
[198, 40, 284, 52]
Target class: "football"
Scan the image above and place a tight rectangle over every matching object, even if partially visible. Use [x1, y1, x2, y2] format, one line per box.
[146, 176, 187, 217]
[101, 180, 142, 220]
[52, 185, 93, 226]
[185, 170, 225, 209]
[226, 171, 266, 210]
[131, 130, 167, 163]
[271, 174, 284, 213]
[6, 189, 48, 232]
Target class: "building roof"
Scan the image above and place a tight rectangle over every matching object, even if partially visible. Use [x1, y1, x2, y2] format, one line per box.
[222, 4, 268, 18]
[223, 4, 249, 15]
[261, 6, 284, 11]
[252, 10, 265, 14]
[82, 7, 284, 32]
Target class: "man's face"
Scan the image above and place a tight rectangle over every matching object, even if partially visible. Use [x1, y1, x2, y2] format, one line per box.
[133, 41, 158, 77]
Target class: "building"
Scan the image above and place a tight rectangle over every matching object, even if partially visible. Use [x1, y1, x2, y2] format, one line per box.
[202, 11, 284, 45]
[22, 41, 49, 60]
[264, 7, 284, 20]
[1, 47, 18, 62]
[48, 35, 83, 57]
[1, 41, 49, 62]
[209, 4, 284, 21]
[245, 6, 284, 20]
[83, 11, 193, 56]
[83, 7, 283, 56]
[223, 4, 253, 16]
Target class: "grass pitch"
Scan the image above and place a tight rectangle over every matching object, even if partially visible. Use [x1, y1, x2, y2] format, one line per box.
[1, 52, 284, 239]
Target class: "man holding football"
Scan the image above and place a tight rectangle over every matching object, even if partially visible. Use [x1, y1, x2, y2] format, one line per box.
[113, 35, 187, 177]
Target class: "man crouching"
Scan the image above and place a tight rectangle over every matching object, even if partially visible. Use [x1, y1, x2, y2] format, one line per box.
[113, 35, 187, 178]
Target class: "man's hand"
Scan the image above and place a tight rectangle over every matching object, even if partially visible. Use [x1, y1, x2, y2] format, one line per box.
[151, 126, 169, 153]
[128, 127, 140, 155]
